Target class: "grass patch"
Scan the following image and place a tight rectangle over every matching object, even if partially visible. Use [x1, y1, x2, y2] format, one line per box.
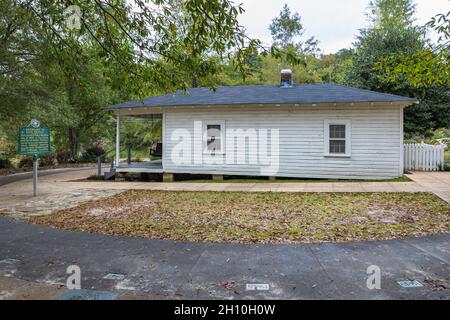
[29, 191, 450, 244]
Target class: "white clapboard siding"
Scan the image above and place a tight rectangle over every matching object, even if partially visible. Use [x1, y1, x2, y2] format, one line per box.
[404, 143, 446, 171]
[163, 105, 403, 180]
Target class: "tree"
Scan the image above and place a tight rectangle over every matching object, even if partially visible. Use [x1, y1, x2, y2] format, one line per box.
[376, 10, 450, 88]
[368, 0, 416, 29]
[345, 27, 424, 91]
[269, 4, 318, 54]
[121, 118, 162, 152]
[345, 0, 449, 134]
[346, 0, 424, 90]
[317, 49, 354, 84]
[0, 0, 269, 157]
[13, 0, 265, 94]
[0, 0, 130, 157]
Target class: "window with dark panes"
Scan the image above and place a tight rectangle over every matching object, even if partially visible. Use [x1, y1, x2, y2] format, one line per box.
[206, 124, 222, 153]
[329, 124, 346, 154]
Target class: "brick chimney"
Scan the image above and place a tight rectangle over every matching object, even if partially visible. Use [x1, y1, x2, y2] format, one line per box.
[280, 69, 293, 88]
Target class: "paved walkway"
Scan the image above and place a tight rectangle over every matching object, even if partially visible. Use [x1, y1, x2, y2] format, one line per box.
[0, 166, 95, 187]
[0, 169, 125, 219]
[0, 170, 449, 219]
[405, 172, 450, 204]
[0, 217, 448, 300]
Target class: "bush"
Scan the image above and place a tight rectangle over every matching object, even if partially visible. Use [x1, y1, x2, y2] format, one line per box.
[406, 128, 450, 144]
[432, 128, 450, 140]
[56, 150, 76, 164]
[18, 156, 33, 168]
[39, 153, 56, 167]
[404, 139, 444, 145]
[79, 145, 106, 163]
[18, 154, 56, 168]
[0, 159, 13, 169]
[0, 135, 15, 159]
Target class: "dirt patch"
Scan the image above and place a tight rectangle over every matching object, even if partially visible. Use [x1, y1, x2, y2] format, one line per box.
[29, 191, 450, 244]
[87, 199, 157, 219]
[366, 205, 421, 224]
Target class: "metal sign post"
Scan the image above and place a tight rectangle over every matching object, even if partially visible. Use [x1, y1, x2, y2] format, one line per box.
[33, 155, 38, 197]
[18, 119, 50, 197]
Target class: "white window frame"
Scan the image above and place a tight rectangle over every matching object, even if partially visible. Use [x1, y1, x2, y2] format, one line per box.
[203, 120, 225, 155]
[324, 119, 351, 157]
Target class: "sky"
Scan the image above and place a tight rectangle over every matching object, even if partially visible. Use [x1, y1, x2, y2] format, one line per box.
[238, 0, 450, 54]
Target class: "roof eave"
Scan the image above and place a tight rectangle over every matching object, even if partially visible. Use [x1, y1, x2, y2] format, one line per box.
[107, 100, 417, 115]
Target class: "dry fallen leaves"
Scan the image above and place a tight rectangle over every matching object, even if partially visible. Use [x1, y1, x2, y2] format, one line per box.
[29, 191, 450, 244]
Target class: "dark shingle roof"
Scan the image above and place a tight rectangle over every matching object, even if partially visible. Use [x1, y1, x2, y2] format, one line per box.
[106, 83, 416, 110]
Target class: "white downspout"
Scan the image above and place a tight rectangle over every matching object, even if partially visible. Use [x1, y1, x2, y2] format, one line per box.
[162, 112, 166, 171]
[399, 107, 404, 176]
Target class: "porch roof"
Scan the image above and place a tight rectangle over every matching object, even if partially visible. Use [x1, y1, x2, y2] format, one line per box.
[106, 83, 417, 110]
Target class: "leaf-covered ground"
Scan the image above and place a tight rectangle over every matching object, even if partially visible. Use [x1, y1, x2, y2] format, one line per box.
[29, 191, 450, 243]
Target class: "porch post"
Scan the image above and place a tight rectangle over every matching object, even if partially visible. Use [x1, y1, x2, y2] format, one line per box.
[116, 114, 120, 167]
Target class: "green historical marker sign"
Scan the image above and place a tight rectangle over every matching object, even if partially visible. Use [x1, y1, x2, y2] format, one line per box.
[18, 119, 50, 157]
[18, 119, 50, 197]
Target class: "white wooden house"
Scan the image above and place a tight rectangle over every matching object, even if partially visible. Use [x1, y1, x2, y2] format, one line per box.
[106, 70, 417, 180]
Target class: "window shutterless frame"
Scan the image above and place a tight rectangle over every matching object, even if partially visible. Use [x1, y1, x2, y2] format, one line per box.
[323, 119, 351, 157]
[202, 120, 225, 155]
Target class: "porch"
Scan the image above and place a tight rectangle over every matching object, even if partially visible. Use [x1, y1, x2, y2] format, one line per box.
[114, 111, 164, 174]
[115, 159, 163, 173]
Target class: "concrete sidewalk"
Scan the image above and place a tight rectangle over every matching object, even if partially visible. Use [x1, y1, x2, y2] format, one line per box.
[0, 217, 448, 300]
[406, 172, 450, 204]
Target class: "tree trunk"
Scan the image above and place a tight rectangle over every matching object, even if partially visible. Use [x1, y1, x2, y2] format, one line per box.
[68, 128, 78, 159]
[192, 77, 198, 88]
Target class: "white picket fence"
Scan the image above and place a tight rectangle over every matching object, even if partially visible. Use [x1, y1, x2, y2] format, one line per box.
[404, 143, 446, 171]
